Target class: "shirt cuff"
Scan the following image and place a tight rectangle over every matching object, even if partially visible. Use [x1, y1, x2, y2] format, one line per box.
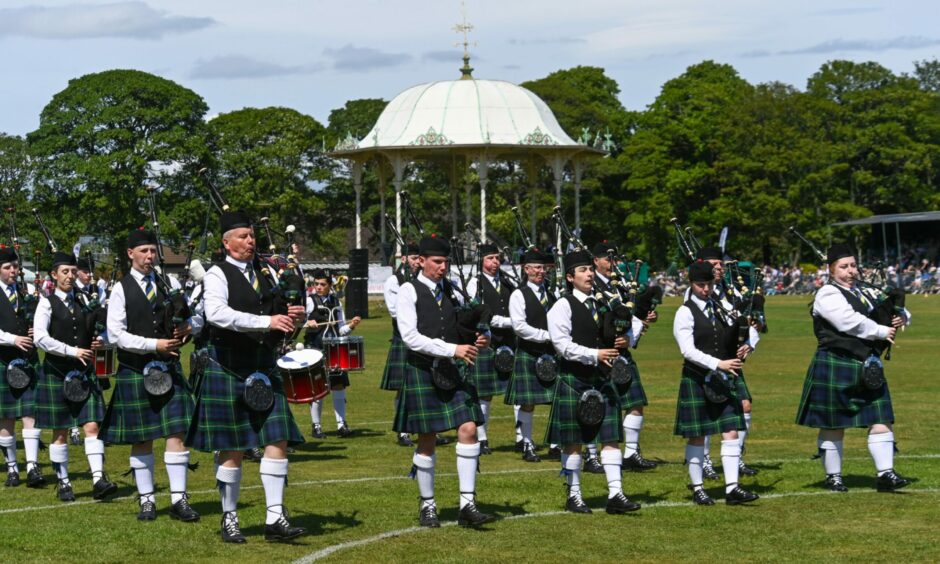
[258, 315, 272, 330]
[0, 333, 15, 346]
[66, 345, 79, 358]
[145, 338, 159, 352]
[443, 343, 458, 358]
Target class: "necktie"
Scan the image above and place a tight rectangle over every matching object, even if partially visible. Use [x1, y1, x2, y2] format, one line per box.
[144, 274, 156, 305]
[434, 283, 443, 307]
[66, 293, 76, 315]
[538, 287, 549, 310]
[7, 285, 17, 312]
[706, 299, 717, 326]
[853, 288, 872, 311]
[493, 275, 500, 292]
[247, 267, 261, 295]
[586, 297, 599, 323]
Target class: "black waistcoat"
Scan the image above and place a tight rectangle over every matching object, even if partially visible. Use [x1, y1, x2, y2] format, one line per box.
[0, 287, 28, 363]
[304, 293, 338, 349]
[480, 274, 515, 348]
[813, 284, 879, 360]
[561, 295, 602, 380]
[210, 260, 278, 353]
[118, 273, 170, 368]
[412, 280, 459, 346]
[683, 298, 737, 375]
[46, 294, 91, 374]
[518, 285, 554, 355]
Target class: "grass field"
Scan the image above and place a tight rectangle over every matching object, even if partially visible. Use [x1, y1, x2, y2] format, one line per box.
[1, 295, 938, 563]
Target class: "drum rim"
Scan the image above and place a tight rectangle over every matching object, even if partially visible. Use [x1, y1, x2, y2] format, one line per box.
[321, 335, 364, 344]
[277, 348, 325, 369]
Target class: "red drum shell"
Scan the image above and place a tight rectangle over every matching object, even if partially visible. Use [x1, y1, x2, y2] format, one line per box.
[277, 349, 329, 404]
[322, 336, 365, 371]
[94, 345, 117, 378]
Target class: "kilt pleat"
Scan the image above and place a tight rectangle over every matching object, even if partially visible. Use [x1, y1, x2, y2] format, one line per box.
[35, 362, 104, 429]
[465, 347, 510, 398]
[392, 355, 482, 434]
[99, 362, 195, 444]
[796, 349, 894, 429]
[503, 349, 556, 406]
[735, 369, 752, 402]
[0, 360, 40, 419]
[615, 363, 649, 411]
[379, 334, 408, 391]
[545, 372, 622, 446]
[673, 368, 745, 438]
[185, 346, 304, 452]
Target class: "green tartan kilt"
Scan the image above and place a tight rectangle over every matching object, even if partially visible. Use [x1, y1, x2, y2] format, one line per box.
[379, 334, 408, 391]
[188, 347, 209, 401]
[615, 361, 649, 411]
[673, 367, 745, 438]
[796, 349, 894, 429]
[503, 349, 556, 406]
[735, 369, 752, 402]
[185, 346, 304, 452]
[392, 354, 483, 434]
[35, 362, 105, 429]
[0, 359, 40, 419]
[545, 372, 622, 446]
[465, 347, 510, 398]
[99, 362, 194, 444]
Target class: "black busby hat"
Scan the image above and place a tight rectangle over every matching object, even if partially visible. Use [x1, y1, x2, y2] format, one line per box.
[564, 250, 593, 273]
[592, 241, 616, 257]
[695, 246, 723, 261]
[689, 261, 714, 283]
[311, 269, 330, 282]
[404, 241, 420, 255]
[522, 248, 543, 265]
[826, 243, 855, 264]
[0, 246, 19, 265]
[126, 228, 158, 249]
[419, 235, 450, 257]
[541, 251, 556, 265]
[479, 243, 499, 257]
[50, 251, 77, 269]
[76, 257, 91, 272]
[220, 210, 252, 234]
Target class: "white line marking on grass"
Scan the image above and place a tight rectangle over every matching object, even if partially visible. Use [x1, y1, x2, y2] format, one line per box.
[293, 488, 940, 563]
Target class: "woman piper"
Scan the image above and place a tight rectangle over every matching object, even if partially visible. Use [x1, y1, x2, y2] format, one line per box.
[796, 243, 911, 492]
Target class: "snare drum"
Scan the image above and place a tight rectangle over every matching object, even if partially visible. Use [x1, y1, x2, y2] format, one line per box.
[322, 336, 365, 371]
[277, 348, 329, 404]
[94, 345, 117, 379]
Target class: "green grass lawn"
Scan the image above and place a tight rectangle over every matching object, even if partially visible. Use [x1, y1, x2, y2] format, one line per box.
[1, 295, 937, 563]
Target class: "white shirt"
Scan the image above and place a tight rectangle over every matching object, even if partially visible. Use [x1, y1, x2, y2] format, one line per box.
[383, 273, 401, 318]
[107, 268, 183, 354]
[465, 272, 512, 330]
[812, 283, 910, 340]
[34, 289, 84, 359]
[396, 272, 458, 359]
[547, 288, 600, 366]
[509, 281, 551, 343]
[204, 255, 273, 332]
[0, 279, 20, 346]
[673, 293, 726, 371]
[307, 292, 352, 337]
[187, 283, 205, 337]
[682, 285, 760, 349]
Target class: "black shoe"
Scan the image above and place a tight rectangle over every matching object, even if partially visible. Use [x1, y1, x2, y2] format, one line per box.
[5, 469, 19, 487]
[26, 466, 44, 488]
[243, 448, 263, 462]
[623, 452, 657, 472]
[480, 439, 492, 455]
[92, 474, 118, 500]
[584, 455, 604, 474]
[544, 446, 562, 461]
[69, 428, 81, 446]
[739, 459, 759, 476]
[221, 511, 246, 543]
[457, 502, 495, 527]
[137, 499, 157, 521]
[311, 425, 326, 439]
[565, 492, 592, 514]
[725, 485, 759, 505]
[264, 511, 306, 542]
[702, 456, 720, 480]
[435, 434, 450, 446]
[876, 470, 911, 492]
[336, 424, 352, 438]
[397, 434, 415, 447]
[605, 492, 641, 514]
[824, 473, 848, 493]
[169, 494, 200, 522]
[418, 501, 440, 528]
[56, 481, 75, 502]
[515, 439, 525, 452]
[522, 444, 541, 463]
[689, 484, 715, 506]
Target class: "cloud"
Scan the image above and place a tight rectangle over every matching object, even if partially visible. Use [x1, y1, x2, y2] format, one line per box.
[746, 36, 940, 57]
[508, 37, 586, 46]
[0, 2, 214, 40]
[422, 50, 461, 63]
[189, 55, 322, 79]
[323, 44, 411, 71]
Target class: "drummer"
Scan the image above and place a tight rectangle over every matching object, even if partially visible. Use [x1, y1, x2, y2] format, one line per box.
[304, 270, 360, 438]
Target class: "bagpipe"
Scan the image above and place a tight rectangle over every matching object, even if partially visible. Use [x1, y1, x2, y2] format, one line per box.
[144, 185, 193, 337]
[384, 212, 412, 281]
[2, 206, 38, 391]
[6, 206, 39, 332]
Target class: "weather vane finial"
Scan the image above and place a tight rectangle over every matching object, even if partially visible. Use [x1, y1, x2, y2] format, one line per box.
[453, 0, 476, 79]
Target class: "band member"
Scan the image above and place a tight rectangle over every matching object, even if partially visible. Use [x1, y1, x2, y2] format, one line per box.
[465, 244, 515, 455]
[394, 235, 493, 528]
[0, 247, 42, 488]
[673, 261, 758, 506]
[305, 269, 360, 438]
[592, 242, 657, 471]
[505, 249, 558, 463]
[67, 257, 98, 446]
[101, 229, 198, 522]
[186, 211, 306, 543]
[381, 242, 421, 447]
[796, 243, 911, 492]
[34, 251, 117, 502]
[546, 249, 641, 514]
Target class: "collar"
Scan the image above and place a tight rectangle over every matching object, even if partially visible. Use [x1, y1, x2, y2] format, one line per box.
[416, 272, 441, 292]
[527, 281, 543, 293]
[54, 288, 72, 300]
[0, 279, 12, 293]
[483, 271, 499, 285]
[690, 293, 710, 311]
[832, 280, 856, 292]
[595, 271, 610, 285]
[130, 268, 154, 282]
[225, 255, 250, 270]
[572, 288, 592, 303]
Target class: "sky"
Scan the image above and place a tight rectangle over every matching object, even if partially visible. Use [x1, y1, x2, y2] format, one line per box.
[2, 0, 939, 137]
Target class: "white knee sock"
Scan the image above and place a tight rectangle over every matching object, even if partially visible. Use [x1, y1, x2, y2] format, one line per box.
[0, 435, 17, 473]
[49, 443, 69, 484]
[586, 443, 598, 458]
[23, 428, 41, 471]
[165, 451, 190, 504]
[216, 465, 241, 513]
[412, 452, 435, 507]
[455, 442, 480, 509]
[703, 434, 711, 457]
[600, 449, 623, 498]
[514, 405, 522, 442]
[84, 437, 105, 484]
[332, 389, 347, 425]
[739, 413, 752, 453]
[518, 410, 534, 446]
[868, 431, 895, 475]
[260, 457, 288, 524]
[721, 440, 741, 494]
[478, 399, 491, 441]
[686, 444, 705, 487]
[562, 452, 582, 497]
[130, 453, 155, 503]
[818, 439, 843, 475]
[310, 400, 322, 426]
[623, 414, 643, 458]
